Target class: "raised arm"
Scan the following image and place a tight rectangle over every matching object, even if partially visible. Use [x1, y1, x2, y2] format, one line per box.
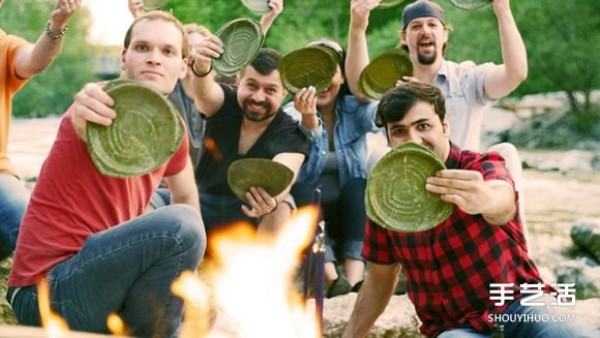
[13, 0, 80, 79]
[345, 0, 380, 101]
[342, 262, 401, 338]
[259, 0, 284, 34]
[190, 34, 225, 118]
[483, 0, 528, 100]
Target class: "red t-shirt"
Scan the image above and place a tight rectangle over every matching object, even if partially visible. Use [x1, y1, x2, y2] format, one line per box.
[9, 106, 189, 286]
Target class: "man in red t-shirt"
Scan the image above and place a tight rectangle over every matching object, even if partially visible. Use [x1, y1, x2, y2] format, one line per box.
[1, 0, 81, 261]
[342, 83, 594, 338]
[7, 11, 205, 338]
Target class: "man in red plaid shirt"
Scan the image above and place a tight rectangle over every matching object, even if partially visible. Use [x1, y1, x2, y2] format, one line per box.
[342, 83, 595, 338]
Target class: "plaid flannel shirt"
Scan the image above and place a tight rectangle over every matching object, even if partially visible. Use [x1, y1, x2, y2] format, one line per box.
[363, 143, 549, 337]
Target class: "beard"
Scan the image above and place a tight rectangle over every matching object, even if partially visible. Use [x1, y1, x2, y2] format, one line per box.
[242, 99, 276, 122]
[417, 49, 437, 65]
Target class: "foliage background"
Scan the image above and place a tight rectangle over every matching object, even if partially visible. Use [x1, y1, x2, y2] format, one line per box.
[2, 0, 599, 135]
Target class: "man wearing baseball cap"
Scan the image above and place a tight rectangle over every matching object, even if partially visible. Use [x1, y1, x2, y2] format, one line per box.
[347, 0, 529, 235]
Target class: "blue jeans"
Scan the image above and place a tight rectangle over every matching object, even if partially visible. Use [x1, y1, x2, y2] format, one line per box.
[0, 173, 29, 260]
[7, 205, 206, 338]
[437, 294, 598, 338]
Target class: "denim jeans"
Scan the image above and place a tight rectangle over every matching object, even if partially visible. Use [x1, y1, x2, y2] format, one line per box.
[437, 294, 598, 338]
[0, 173, 29, 260]
[7, 205, 206, 338]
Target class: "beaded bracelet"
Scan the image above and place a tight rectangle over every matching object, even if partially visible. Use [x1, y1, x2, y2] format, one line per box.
[45, 22, 69, 40]
[190, 59, 212, 78]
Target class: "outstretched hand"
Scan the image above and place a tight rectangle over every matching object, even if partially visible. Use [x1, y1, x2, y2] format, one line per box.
[425, 169, 490, 215]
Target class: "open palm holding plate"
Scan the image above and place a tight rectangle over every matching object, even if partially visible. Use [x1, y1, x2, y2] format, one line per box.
[366, 142, 453, 232]
[86, 80, 184, 178]
[227, 158, 294, 203]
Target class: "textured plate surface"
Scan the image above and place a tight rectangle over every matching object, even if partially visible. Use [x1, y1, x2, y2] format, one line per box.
[213, 18, 264, 77]
[241, 0, 271, 15]
[448, 0, 491, 10]
[86, 81, 184, 178]
[227, 158, 294, 203]
[366, 142, 453, 232]
[143, 0, 169, 10]
[379, 0, 409, 8]
[279, 46, 338, 94]
[359, 50, 413, 100]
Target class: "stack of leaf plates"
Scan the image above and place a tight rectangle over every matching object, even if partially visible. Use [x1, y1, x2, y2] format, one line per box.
[227, 158, 294, 203]
[366, 142, 453, 232]
[213, 18, 264, 77]
[379, 0, 411, 8]
[279, 46, 339, 94]
[241, 0, 271, 15]
[448, 0, 491, 10]
[86, 79, 184, 178]
[143, 0, 169, 10]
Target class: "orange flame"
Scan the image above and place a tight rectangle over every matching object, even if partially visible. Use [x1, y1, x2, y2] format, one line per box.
[37, 280, 69, 337]
[171, 271, 214, 338]
[172, 206, 321, 338]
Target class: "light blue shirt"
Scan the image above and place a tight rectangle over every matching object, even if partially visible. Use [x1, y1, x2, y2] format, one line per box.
[284, 95, 380, 187]
[435, 60, 495, 151]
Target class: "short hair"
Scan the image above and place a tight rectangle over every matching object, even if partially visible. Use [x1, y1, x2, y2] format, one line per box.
[241, 48, 282, 77]
[123, 11, 190, 59]
[184, 23, 212, 38]
[376, 82, 446, 127]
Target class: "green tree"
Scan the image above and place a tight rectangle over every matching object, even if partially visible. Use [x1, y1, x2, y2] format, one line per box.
[1, 0, 96, 117]
[515, 0, 600, 133]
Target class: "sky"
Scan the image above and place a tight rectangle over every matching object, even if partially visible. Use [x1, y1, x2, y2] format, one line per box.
[85, 0, 134, 46]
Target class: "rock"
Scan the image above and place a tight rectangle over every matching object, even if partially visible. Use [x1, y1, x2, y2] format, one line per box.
[571, 220, 600, 263]
[323, 293, 424, 338]
[553, 260, 600, 300]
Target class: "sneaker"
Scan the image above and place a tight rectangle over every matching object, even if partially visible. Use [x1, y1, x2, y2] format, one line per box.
[326, 276, 353, 298]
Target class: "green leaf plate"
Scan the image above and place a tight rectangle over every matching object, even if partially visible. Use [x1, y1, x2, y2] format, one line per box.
[241, 0, 271, 15]
[86, 80, 184, 178]
[358, 49, 413, 100]
[366, 142, 453, 232]
[143, 0, 169, 10]
[279, 46, 339, 94]
[448, 0, 491, 10]
[227, 158, 294, 203]
[213, 18, 264, 77]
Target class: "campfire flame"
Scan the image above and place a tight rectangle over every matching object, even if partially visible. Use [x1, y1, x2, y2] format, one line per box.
[37, 280, 69, 337]
[173, 207, 321, 338]
[32, 208, 320, 338]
